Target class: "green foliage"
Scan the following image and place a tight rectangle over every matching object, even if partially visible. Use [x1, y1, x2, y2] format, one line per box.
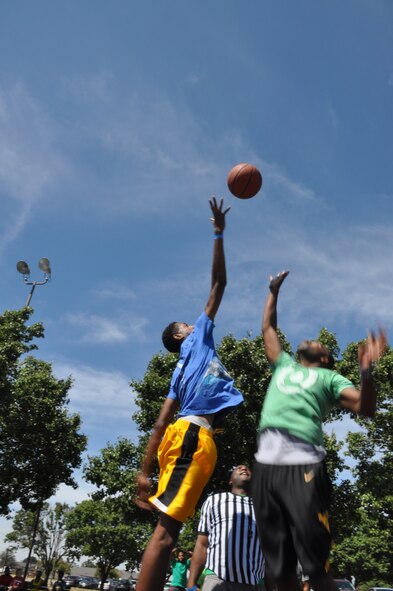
[330, 342, 393, 585]
[54, 559, 71, 575]
[84, 438, 140, 517]
[65, 439, 155, 583]
[0, 548, 18, 568]
[65, 498, 139, 583]
[2, 357, 87, 511]
[82, 560, 96, 568]
[131, 352, 178, 436]
[0, 308, 44, 395]
[331, 493, 393, 584]
[0, 308, 87, 514]
[5, 503, 71, 583]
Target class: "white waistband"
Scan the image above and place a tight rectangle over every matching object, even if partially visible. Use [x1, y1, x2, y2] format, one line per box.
[182, 415, 213, 431]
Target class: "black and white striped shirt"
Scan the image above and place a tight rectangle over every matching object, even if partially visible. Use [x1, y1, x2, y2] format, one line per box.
[198, 492, 264, 585]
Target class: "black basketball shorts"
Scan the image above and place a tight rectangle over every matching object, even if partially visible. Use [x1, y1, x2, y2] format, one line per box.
[251, 460, 332, 580]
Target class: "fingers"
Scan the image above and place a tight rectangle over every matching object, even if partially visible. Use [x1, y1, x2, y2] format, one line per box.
[358, 326, 388, 366]
[269, 270, 290, 283]
[209, 196, 230, 216]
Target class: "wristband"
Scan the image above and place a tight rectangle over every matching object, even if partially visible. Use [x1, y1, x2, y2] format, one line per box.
[187, 587, 198, 591]
[214, 233, 223, 239]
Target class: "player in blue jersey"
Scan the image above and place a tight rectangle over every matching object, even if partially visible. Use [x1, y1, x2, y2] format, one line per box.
[136, 197, 243, 591]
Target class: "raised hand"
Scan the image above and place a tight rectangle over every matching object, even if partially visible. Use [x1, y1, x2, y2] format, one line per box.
[358, 327, 387, 371]
[135, 473, 153, 511]
[269, 270, 290, 295]
[209, 196, 231, 234]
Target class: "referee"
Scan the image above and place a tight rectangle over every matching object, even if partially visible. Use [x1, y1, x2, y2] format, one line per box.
[187, 465, 265, 591]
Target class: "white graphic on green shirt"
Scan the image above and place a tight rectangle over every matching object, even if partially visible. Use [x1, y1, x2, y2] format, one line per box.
[276, 366, 318, 395]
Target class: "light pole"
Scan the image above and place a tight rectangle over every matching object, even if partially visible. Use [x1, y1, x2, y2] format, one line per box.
[16, 258, 52, 306]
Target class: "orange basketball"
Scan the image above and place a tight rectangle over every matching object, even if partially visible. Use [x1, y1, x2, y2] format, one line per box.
[227, 163, 262, 199]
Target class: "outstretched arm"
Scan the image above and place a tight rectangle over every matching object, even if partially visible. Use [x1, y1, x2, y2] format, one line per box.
[262, 271, 289, 364]
[340, 328, 387, 417]
[204, 197, 231, 321]
[135, 397, 179, 510]
[187, 534, 208, 589]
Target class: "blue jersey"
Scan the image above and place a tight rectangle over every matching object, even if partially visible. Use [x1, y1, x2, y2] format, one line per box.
[167, 312, 243, 422]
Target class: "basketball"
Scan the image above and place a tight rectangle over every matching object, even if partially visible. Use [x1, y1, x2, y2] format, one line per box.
[227, 163, 263, 199]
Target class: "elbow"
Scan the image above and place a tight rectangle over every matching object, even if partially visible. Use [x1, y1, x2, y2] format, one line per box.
[216, 276, 227, 289]
[153, 418, 167, 438]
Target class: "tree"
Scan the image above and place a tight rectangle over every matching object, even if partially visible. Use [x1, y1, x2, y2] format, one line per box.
[9, 357, 87, 509]
[5, 503, 71, 582]
[0, 548, 17, 569]
[331, 493, 393, 586]
[66, 498, 138, 586]
[82, 560, 96, 568]
[329, 342, 393, 585]
[66, 439, 154, 585]
[0, 308, 87, 514]
[0, 308, 43, 512]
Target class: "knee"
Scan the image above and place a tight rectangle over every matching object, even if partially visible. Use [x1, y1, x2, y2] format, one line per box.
[151, 516, 181, 552]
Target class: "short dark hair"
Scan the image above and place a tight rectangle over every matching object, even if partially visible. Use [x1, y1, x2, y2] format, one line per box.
[162, 322, 181, 353]
[297, 342, 335, 369]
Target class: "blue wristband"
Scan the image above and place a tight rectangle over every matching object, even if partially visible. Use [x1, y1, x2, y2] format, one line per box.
[214, 233, 223, 239]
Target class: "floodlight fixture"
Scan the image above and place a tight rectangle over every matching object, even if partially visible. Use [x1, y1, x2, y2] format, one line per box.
[16, 257, 52, 307]
[16, 260, 31, 276]
[38, 257, 51, 276]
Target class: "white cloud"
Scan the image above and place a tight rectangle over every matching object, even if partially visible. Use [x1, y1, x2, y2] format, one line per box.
[0, 83, 69, 254]
[92, 283, 137, 301]
[263, 161, 318, 203]
[54, 361, 139, 443]
[64, 313, 148, 344]
[221, 216, 393, 343]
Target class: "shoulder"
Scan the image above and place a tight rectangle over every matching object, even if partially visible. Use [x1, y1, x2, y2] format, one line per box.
[201, 491, 223, 509]
[195, 311, 214, 332]
[272, 350, 293, 369]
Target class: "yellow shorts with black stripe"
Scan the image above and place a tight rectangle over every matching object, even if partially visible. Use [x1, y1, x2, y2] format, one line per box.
[149, 418, 217, 522]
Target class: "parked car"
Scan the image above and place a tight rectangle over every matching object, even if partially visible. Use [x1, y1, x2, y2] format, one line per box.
[64, 576, 80, 590]
[78, 578, 98, 590]
[334, 580, 355, 591]
[115, 580, 133, 591]
[103, 580, 119, 591]
[367, 588, 393, 591]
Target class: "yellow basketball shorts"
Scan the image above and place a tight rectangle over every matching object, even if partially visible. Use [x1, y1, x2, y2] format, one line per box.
[149, 418, 217, 522]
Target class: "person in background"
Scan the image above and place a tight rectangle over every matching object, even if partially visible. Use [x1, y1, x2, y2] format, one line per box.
[187, 465, 265, 591]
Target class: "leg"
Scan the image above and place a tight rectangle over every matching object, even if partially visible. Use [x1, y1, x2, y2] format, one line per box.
[136, 514, 182, 591]
[309, 573, 336, 591]
[274, 569, 300, 591]
[251, 463, 297, 590]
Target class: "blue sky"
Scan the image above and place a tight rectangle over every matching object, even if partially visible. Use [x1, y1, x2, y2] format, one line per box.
[1, 0, 393, 554]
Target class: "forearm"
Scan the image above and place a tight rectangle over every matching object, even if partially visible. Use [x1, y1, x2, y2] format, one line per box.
[140, 424, 165, 476]
[262, 291, 278, 333]
[211, 235, 227, 288]
[187, 538, 207, 587]
[358, 368, 377, 418]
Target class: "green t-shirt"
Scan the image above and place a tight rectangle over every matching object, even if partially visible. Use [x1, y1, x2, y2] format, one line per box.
[260, 351, 354, 446]
[170, 558, 191, 588]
